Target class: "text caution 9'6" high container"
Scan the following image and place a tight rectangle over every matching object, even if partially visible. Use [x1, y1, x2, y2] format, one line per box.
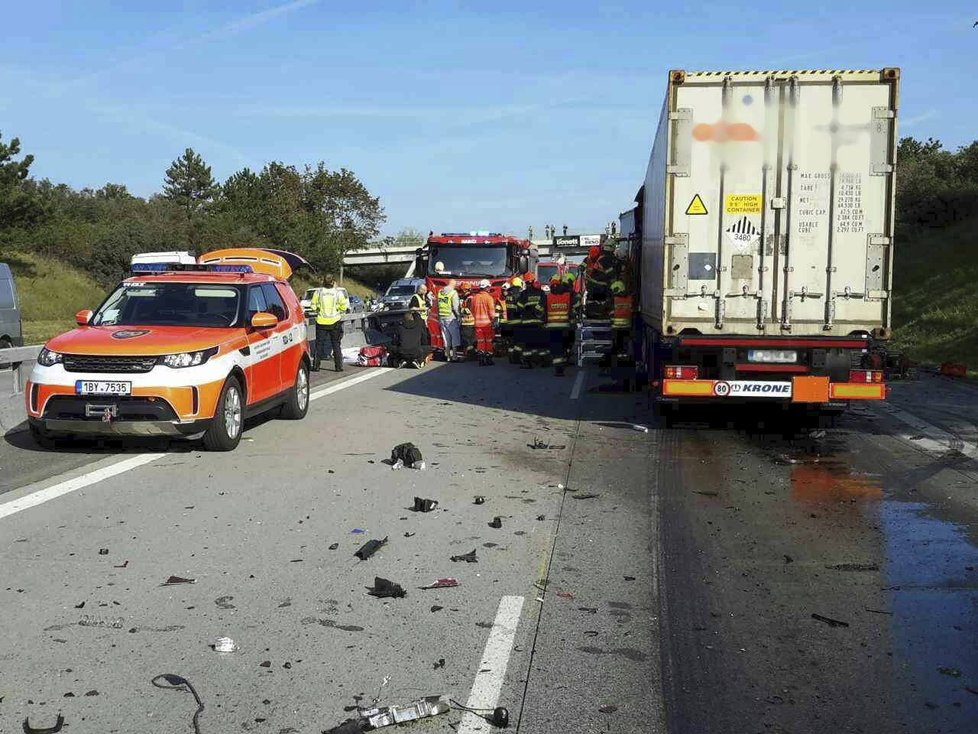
[622, 68, 899, 413]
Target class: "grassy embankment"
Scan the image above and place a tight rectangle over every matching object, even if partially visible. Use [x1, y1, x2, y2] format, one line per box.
[5, 251, 376, 345]
[891, 218, 978, 373]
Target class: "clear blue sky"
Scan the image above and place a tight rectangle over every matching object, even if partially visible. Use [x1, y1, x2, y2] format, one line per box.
[2, 1, 975, 236]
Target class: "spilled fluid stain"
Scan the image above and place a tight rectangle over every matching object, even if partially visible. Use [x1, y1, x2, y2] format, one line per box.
[883, 501, 978, 725]
[790, 463, 882, 503]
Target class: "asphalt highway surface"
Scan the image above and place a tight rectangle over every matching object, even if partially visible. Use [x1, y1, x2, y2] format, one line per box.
[1, 364, 976, 733]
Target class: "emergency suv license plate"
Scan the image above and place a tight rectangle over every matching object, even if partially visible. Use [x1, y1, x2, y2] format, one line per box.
[75, 380, 132, 396]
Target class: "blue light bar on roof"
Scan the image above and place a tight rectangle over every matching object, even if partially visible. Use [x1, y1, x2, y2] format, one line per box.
[131, 263, 170, 273]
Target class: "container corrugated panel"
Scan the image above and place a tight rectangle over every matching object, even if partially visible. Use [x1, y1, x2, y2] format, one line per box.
[640, 68, 899, 338]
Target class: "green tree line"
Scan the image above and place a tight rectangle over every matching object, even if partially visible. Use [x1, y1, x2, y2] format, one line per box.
[0, 134, 385, 285]
[896, 136, 978, 233]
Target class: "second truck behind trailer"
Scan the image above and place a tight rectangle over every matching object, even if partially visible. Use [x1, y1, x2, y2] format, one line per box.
[622, 68, 900, 418]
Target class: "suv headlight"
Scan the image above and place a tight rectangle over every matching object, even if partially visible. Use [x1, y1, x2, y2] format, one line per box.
[37, 348, 63, 366]
[160, 347, 219, 369]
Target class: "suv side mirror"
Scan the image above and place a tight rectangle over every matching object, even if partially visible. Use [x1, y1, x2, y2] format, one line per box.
[251, 312, 278, 330]
[76, 309, 93, 326]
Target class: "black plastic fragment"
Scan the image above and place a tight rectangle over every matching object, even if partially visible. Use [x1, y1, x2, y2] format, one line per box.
[473, 496, 486, 505]
[811, 612, 849, 628]
[368, 577, 406, 599]
[490, 707, 510, 728]
[488, 517, 503, 529]
[22, 715, 64, 734]
[451, 549, 478, 563]
[355, 537, 388, 561]
[328, 543, 339, 551]
[413, 497, 438, 512]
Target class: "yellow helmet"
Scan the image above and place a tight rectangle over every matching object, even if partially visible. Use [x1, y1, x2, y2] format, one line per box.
[611, 280, 626, 295]
[510, 276, 524, 288]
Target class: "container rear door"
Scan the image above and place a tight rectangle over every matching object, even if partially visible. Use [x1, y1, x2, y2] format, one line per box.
[777, 77, 895, 335]
[668, 78, 778, 333]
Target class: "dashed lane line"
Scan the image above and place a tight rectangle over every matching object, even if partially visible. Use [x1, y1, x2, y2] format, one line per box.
[0, 368, 395, 522]
[570, 368, 587, 400]
[458, 595, 525, 733]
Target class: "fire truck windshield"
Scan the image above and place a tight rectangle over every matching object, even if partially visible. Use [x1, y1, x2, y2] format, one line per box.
[429, 245, 510, 277]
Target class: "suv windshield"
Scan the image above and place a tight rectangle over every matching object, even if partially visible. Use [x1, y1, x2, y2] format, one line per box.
[92, 282, 242, 328]
[429, 245, 510, 277]
[386, 285, 417, 297]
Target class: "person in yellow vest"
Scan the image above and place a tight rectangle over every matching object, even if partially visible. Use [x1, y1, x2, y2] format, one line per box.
[546, 276, 574, 375]
[437, 279, 462, 361]
[409, 284, 429, 320]
[459, 282, 476, 360]
[310, 276, 349, 372]
[611, 280, 633, 330]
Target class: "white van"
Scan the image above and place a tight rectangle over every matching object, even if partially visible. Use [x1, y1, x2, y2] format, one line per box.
[0, 263, 22, 349]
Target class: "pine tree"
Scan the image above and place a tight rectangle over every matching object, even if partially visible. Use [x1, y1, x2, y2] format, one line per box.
[162, 148, 218, 217]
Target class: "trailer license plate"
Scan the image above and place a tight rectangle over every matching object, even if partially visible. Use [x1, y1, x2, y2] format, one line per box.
[747, 349, 797, 364]
[75, 380, 132, 396]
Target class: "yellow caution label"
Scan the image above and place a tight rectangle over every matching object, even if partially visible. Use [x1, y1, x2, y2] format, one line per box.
[685, 194, 708, 216]
[725, 194, 763, 214]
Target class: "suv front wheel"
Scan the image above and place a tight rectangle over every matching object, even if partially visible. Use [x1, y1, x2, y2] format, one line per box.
[203, 377, 244, 451]
[280, 361, 310, 420]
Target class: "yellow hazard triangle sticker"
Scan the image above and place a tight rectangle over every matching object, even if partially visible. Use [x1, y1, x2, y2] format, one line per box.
[685, 194, 708, 215]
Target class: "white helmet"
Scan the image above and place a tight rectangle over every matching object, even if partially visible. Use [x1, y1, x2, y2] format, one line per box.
[434, 261, 445, 273]
[479, 279, 490, 290]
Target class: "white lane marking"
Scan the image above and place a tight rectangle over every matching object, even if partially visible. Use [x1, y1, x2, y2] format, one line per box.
[0, 368, 396, 522]
[459, 595, 525, 734]
[0, 453, 165, 521]
[310, 368, 392, 402]
[570, 369, 586, 400]
[871, 402, 978, 461]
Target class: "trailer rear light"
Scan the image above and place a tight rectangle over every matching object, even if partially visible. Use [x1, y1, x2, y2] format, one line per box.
[849, 370, 883, 384]
[665, 365, 699, 379]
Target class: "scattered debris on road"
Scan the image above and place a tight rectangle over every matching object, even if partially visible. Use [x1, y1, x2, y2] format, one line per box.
[811, 613, 849, 628]
[420, 578, 459, 590]
[937, 666, 962, 678]
[489, 517, 503, 529]
[114, 560, 129, 568]
[22, 714, 65, 734]
[826, 562, 880, 572]
[571, 493, 599, 500]
[214, 596, 235, 610]
[536, 514, 546, 521]
[151, 674, 205, 734]
[389, 443, 425, 470]
[474, 496, 486, 505]
[412, 497, 438, 513]
[529, 437, 566, 450]
[448, 699, 510, 728]
[864, 607, 893, 615]
[368, 577, 406, 598]
[98, 548, 108, 555]
[450, 549, 478, 563]
[324, 695, 449, 734]
[598, 705, 618, 714]
[212, 636, 237, 653]
[403, 532, 416, 538]
[430, 605, 443, 613]
[162, 575, 196, 586]
[355, 537, 389, 561]
[556, 591, 575, 600]
[329, 543, 340, 550]
[632, 424, 650, 433]
[351, 528, 367, 535]
[433, 658, 445, 669]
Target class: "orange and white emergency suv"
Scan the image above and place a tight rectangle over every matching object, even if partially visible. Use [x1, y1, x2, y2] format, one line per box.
[27, 248, 311, 451]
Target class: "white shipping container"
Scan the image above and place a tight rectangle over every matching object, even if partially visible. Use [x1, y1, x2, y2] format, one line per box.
[640, 68, 899, 339]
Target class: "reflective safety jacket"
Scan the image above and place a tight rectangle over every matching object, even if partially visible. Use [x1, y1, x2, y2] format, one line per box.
[545, 291, 572, 329]
[504, 289, 523, 324]
[460, 297, 475, 327]
[437, 288, 459, 319]
[519, 287, 545, 325]
[311, 287, 349, 326]
[612, 294, 633, 330]
[409, 293, 428, 320]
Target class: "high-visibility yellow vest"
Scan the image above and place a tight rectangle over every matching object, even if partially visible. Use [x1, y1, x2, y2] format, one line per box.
[505, 291, 522, 324]
[311, 288, 348, 325]
[437, 289, 456, 318]
[521, 290, 544, 324]
[409, 293, 428, 319]
[461, 300, 475, 327]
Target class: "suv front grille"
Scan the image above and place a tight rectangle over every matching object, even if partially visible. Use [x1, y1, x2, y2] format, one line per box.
[62, 355, 158, 373]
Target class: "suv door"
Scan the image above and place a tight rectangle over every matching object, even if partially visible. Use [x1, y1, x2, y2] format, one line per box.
[0, 269, 20, 347]
[245, 285, 282, 404]
[262, 283, 296, 392]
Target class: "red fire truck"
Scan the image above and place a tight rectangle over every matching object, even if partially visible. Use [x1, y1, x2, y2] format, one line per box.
[415, 232, 536, 353]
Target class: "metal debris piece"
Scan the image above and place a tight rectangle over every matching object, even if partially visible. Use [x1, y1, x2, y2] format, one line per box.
[22, 714, 65, 734]
[162, 575, 196, 586]
[355, 537, 389, 561]
[420, 578, 459, 590]
[811, 613, 849, 628]
[368, 577, 406, 598]
[450, 549, 478, 563]
[413, 497, 438, 513]
[632, 424, 650, 433]
[361, 695, 450, 729]
[213, 637, 237, 653]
